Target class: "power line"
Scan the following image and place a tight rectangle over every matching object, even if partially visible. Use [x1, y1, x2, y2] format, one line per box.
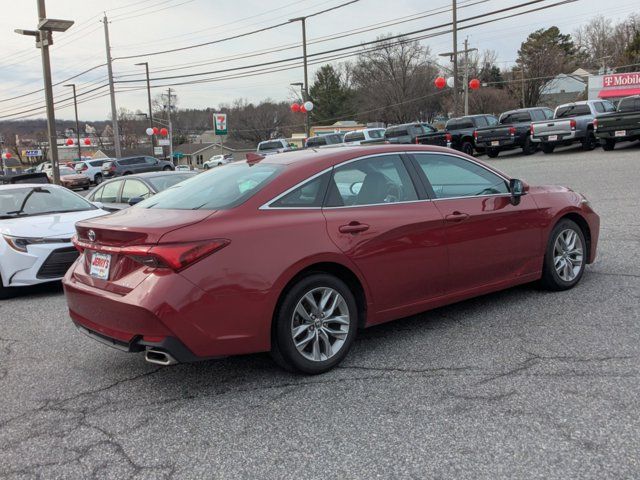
[112, 0, 360, 60]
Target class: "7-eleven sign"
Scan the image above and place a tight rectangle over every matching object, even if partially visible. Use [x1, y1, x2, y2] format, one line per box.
[214, 113, 227, 135]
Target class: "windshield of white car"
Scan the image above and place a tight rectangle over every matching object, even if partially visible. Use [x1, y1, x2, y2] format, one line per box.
[0, 186, 95, 218]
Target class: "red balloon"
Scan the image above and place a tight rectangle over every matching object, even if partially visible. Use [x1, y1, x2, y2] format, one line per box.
[66, 138, 74, 146]
[469, 78, 481, 90]
[160, 127, 168, 136]
[153, 127, 159, 135]
[84, 138, 91, 145]
[434, 76, 446, 89]
[300, 105, 307, 113]
[5, 152, 11, 159]
[291, 103, 301, 113]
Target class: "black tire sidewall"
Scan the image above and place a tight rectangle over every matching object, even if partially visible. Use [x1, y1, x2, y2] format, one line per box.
[273, 273, 358, 374]
[486, 148, 500, 158]
[462, 142, 474, 156]
[542, 219, 586, 291]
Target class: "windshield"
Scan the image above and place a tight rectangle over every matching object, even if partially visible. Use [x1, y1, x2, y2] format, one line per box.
[146, 173, 196, 191]
[556, 104, 591, 118]
[135, 163, 283, 210]
[368, 129, 385, 138]
[258, 141, 284, 151]
[0, 186, 95, 218]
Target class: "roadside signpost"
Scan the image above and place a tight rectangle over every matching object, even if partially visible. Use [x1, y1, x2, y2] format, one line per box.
[26, 149, 43, 158]
[154, 146, 163, 156]
[214, 113, 227, 155]
[158, 139, 170, 146]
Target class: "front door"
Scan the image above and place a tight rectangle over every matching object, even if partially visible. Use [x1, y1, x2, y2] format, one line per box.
[322, 153, 448, 317]
[409, 152, 543, 294]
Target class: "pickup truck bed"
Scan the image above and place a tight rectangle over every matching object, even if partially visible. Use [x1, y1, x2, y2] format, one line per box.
[594, 96, 640, 150]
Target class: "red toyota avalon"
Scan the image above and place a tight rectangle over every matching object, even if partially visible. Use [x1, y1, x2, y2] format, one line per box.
[63, 145, 599, 374]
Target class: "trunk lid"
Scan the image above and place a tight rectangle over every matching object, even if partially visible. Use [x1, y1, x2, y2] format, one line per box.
[73, 208, 216, 294]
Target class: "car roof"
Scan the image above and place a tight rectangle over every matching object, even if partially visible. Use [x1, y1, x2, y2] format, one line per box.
[100, 171, 195, 180]
[0, 183, 62, 191]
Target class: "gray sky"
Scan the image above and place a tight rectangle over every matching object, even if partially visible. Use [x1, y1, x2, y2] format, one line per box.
[0, 0, 636, 121]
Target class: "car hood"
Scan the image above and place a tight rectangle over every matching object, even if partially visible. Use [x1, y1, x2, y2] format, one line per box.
[529, 185, 573, 194]
[0, 209, 108, 238]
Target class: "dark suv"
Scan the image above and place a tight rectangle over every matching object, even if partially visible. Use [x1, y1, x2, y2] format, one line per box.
[101, 156, 174, 178]
[385, 123, 437, 144]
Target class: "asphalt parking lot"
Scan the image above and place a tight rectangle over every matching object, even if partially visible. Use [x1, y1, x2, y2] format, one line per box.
[1, 143, 639, 479]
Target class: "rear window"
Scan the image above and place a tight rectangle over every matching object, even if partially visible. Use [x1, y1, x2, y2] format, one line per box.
[258, 141, 284, 151]
[500, 111, 531, 124]
[385, 128, 408, 138]
[556, 104, 591, 118]
[617, 98, 640, 112]
[345, 132, 365, 142]
[306, 137, 327, 147]
[136, 163, 283, 210]
[146, 173, 196, 191]
[368, 129, 385, 138]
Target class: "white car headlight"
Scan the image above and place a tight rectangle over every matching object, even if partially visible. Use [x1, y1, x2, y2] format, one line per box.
[2, 235, 71, 253]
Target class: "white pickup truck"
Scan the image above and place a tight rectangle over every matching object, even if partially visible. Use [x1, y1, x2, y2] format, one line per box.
[530, 100, 616, 153]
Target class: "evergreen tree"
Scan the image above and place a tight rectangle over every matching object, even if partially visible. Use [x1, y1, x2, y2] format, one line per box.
[308, 65, 354, 124]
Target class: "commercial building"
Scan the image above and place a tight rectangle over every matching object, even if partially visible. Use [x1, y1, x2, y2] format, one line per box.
[588, 71, 640, 101]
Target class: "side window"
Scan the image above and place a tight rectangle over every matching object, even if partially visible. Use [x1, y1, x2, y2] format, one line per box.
[543, 108, 554, 119]
[486, 116, 498, 126]
[603, 100, 616, 112]
[270, 173, 329, 208]
[144, 157, 158, 165]
[446, 120, 458, 130]
[474, 117, 488, 128]
[325, 155, 418, 207]
[88, 185, 104, 202]
[530, 110, 544, 121]
[594, 102, 605, 113]
[100, 180, 122, 203]
[121, 180, 151, 203]
[413, 153, 508, 199]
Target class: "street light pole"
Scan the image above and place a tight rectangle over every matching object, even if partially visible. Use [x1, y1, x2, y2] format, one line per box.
[64, 84, 82, 161]
[290, 17, 310, 138]
[15, 1, 74, 184]
[136, 62, 155, 156]
[452, 0, 459, 117]
[102, 14, 122, 158]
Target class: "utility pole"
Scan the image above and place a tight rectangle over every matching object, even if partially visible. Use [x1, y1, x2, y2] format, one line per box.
[102, 14, 121, 158]
[521, 68, 526, 107]
[463, 38, 469, 116]
[164, 88, 175, 164]
[136, 62, 155, 156]
[452, 0, 459, 117]
[290, 16, 310, 138]
[64, 84, 82, 161]
[15, 1, 73, 184]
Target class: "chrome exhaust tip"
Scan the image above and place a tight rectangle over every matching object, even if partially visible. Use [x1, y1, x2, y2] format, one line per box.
[145, 348, 177, 366]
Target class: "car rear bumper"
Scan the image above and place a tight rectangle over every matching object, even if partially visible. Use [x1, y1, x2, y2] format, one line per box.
[595, 128, 640, 141]
[478, 138, 518, 149]
[531, 131, 579, 143]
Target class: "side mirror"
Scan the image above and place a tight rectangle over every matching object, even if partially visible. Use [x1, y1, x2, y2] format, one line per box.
[128, 196, 143, 206]
[509, 178, 527, 205]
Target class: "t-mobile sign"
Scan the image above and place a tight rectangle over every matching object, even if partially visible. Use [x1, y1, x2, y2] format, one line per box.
[603, 73, 640, 88]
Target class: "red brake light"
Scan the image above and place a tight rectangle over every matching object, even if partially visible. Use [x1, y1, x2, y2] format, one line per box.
[530, 124, 534, 135]
[509, 126, 516, 135]
[593, 118, 598, 130]
[473, 130, 478, 139]
[415, 136, 419, 144]
[125, 240, 230, 271]
[570, 119, 577, 130]
[81, 164, 88, 171]
[445, 133, 452, 142]
[110, 163, 116, 171]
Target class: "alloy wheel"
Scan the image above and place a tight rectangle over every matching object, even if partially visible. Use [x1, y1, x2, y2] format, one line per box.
[553, 229, 584, 282]
[290, 287, 350, 362]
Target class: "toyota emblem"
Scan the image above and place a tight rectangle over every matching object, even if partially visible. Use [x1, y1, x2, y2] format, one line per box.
[87, 230, 96, 242]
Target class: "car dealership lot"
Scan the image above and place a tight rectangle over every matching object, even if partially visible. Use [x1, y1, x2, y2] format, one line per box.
[1, 145, 639, 478]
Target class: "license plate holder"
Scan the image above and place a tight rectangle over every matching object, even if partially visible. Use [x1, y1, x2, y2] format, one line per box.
[90, 252, 111, 280]
[491, 140, 500, 146]
[614, 130, 626, 137]
[548, 135, 558, 141]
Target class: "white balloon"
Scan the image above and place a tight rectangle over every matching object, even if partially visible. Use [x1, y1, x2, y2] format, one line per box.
[145, 127, 154, 136]
[446, 77, 455, 88]
[303, 101, 314, 111]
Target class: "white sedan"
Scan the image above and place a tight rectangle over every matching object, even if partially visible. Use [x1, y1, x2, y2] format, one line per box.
[203, 154, 233, 169]
[0, 184, 108, 298]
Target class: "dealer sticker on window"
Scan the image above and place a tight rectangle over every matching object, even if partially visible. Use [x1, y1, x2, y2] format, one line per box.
[90, 252, 111, 280]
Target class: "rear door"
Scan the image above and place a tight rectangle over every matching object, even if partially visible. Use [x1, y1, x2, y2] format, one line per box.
[409, 152, 543, 294]
[322, 153, 447, 318]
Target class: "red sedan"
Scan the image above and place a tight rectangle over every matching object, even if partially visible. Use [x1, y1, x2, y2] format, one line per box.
[63, 145, 599, 374]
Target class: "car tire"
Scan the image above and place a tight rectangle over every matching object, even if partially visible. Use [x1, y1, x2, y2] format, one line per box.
[217, 162, 222, 166]
[582, 130, 597, 151]
[162, 166, 173, 171]
[271, 273, 358, 374]
[204, 164, 210, 170]
[602, 139, 616, 151]
[541, 143, 555, 154]
[540, 219, 587, 291]
[522, 136, 537, 155]
[486, 148, 500, 158]
[461, 141, 474, 156]
[83, 186, 89, 190]
[94, 173, 102, 185]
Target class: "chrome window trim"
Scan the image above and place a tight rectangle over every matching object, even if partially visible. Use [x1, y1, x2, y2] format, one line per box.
[259, 151, 512, 210]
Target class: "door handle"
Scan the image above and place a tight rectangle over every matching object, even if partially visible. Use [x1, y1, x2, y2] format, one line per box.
[339, 222, 370, 234]
[444, 211, 470, 223]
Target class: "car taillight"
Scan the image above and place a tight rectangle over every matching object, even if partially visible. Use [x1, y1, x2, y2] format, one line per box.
[415, 137, 420, 144]
[530, 124, 534, 135]
[125, 240, 230, 271]
[81, 164, 88, 171]
[593, 118, 598, 131]
[509, 126, 516, 135]
[570, 119, 576, 130]
[110, 163, 116, 171]
[445, 133, 452, 142]
[473, 130, 478, 140]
